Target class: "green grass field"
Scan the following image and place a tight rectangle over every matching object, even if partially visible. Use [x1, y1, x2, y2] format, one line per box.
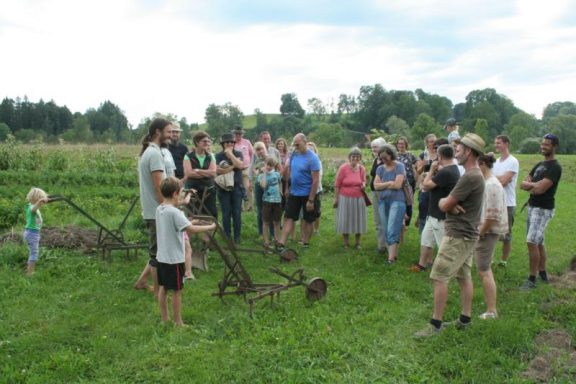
[1, 144, 575, 383]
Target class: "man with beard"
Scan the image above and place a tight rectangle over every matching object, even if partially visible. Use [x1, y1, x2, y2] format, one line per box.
[520, 134, 562, 289]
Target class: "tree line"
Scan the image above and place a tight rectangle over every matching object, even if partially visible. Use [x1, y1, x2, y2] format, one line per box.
[1, 88, 575, 153]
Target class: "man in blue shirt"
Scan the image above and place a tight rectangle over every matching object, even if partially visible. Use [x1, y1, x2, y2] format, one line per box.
[276, 133, 321, 249]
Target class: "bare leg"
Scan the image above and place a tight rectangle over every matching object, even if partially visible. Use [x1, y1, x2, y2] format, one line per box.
[432, 279, 448, 321]
[273, 221, 281, 243]
[300, 220, 305, 242]
[478, 270, 497, 313]
[158, 286, 169, 323]
[538, 244, 547, 272]
[184, 241, 193, 278]
[301, 221, 314, 244]
[387, 243, 398, 261]
[418, 246, 433, 267]
[263, 221, 271, 246]
[527, 242, 540, 276]
[501, 240, 511, 262]
[458, 278, 473, 317]
[134, 263, 152, 290]
[342, 234, 350, 247]
[26, 261, 36, 276]
[354, 234, 361, 248]
[279, 218, 295, 246]
[314, 217, 320, 233]
[173, 290, 184, 326]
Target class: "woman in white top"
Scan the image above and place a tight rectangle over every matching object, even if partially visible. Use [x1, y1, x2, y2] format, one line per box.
[475, 153, 508, 320]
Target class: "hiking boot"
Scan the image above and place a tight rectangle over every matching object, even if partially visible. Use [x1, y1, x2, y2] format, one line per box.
[444, 318, 471, 330]
[497, 260, 507, 267]
[478, 311, 498, 320]
[520, 280, 536, 291]
[414, 323, 443, 338]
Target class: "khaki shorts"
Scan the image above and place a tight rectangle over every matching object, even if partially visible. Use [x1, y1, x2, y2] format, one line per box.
[430, 236, 475, 282]
[474, 233, 499, 272]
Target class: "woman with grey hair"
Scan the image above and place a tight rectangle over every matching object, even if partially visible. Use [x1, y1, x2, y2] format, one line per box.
[374, 144, 407, 263]
[333, 147, 368, 249]
[370, 137, 387, 253]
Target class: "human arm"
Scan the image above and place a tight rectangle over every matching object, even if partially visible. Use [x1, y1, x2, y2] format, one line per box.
[521, 177, 554, 195]
[151, 170, 164, 204]
[30, 197, 49, 213]
[421, 161, 439, 191]
[225, 148, 245, 169]
[307, 171, 320, 211]
[439, 195, 465, 215]
[496, 171, 515, 187]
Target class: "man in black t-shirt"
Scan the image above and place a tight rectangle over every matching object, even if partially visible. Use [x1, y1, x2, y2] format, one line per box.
[410, 144, 460, 272]
[168, 123, 189, 180]
[520, 134, 562, 290]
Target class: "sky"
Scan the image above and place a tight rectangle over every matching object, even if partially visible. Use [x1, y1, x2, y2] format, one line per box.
[1, 0, 575, 127]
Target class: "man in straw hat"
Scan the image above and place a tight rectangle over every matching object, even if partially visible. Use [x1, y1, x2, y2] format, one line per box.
[415, 133, 486, 337]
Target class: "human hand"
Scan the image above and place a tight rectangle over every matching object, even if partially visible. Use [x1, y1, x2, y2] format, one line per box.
[449, 204, 466, 215]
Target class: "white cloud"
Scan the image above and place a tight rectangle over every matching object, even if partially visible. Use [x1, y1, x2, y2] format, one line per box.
[1, 0, 575, 126]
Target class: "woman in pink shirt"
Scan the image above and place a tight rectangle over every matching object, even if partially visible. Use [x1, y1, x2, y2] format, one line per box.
[333, 147, 368, 249]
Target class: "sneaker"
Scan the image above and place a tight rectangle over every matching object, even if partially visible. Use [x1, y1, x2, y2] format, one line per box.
[444, 318, 471, 330]
[275, 243, 286, 252]
[301, 243, 310, 249]
[520, 280, 536, 291]
[478, 311, 498, 320]
[385, 259, 396, 265]
[414, 323, 443, 338]
[409, 264, 426, 272]
[497, 260, 507, 267]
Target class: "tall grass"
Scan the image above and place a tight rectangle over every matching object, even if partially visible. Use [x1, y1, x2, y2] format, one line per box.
[1, 144, 575, 382]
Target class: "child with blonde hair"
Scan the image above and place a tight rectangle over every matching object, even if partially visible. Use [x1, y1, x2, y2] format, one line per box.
[24, 187, 50, 275]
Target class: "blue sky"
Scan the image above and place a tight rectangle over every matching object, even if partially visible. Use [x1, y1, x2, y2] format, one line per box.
[1, 0, 575, 126]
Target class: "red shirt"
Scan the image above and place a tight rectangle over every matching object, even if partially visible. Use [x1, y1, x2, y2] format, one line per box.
[335, 163, 365, 198]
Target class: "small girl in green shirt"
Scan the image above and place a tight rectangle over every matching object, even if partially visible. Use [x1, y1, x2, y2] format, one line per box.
[24, 188, 50, 275]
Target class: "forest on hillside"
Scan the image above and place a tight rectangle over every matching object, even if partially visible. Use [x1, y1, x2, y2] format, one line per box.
[1, 86, 575, 153]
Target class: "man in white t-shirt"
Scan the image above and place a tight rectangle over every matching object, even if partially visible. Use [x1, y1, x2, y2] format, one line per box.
[492, 135, 519, 267]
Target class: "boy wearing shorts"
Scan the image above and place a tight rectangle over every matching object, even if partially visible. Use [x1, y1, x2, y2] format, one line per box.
[156, 177, 216, 326]
[258, 157, 283, 249]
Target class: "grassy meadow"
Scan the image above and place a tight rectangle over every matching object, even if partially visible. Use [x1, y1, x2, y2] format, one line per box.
[1, 143, 576, 383]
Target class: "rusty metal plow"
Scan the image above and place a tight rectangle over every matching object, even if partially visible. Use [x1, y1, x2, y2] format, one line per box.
[193, 214, 328, 318]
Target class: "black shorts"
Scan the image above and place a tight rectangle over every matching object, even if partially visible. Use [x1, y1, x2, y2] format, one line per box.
[285, 195, 319, 223]
[157, 262, 185, 291]
[262, 202, 283, 222]
[145, 219, 158, 267]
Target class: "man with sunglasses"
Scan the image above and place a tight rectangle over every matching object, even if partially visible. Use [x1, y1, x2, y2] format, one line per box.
[520, 133, 562, 290]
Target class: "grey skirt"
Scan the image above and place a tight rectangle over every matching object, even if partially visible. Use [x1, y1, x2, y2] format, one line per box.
[335, 195, 367, 234]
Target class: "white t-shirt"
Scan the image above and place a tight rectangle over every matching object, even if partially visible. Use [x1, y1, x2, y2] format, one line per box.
[493, 155, 519, 207]
[155, 204, 191, 264]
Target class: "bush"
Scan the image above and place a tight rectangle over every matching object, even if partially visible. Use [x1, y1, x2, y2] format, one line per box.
[519, 137, 541, 154]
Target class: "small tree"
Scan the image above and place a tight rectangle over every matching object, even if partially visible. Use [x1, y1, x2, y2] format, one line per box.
[0, 122, 10, 141]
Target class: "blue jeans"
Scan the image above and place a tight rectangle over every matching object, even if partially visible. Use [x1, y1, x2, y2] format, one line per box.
[218, 187, 243, 242]
[254, 183, 274, 237]
[378, 199, 406, 245]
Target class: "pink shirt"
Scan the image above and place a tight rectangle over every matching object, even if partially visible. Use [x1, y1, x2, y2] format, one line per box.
[234, 138, 253, 167]
[335, 163, 366, 198]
